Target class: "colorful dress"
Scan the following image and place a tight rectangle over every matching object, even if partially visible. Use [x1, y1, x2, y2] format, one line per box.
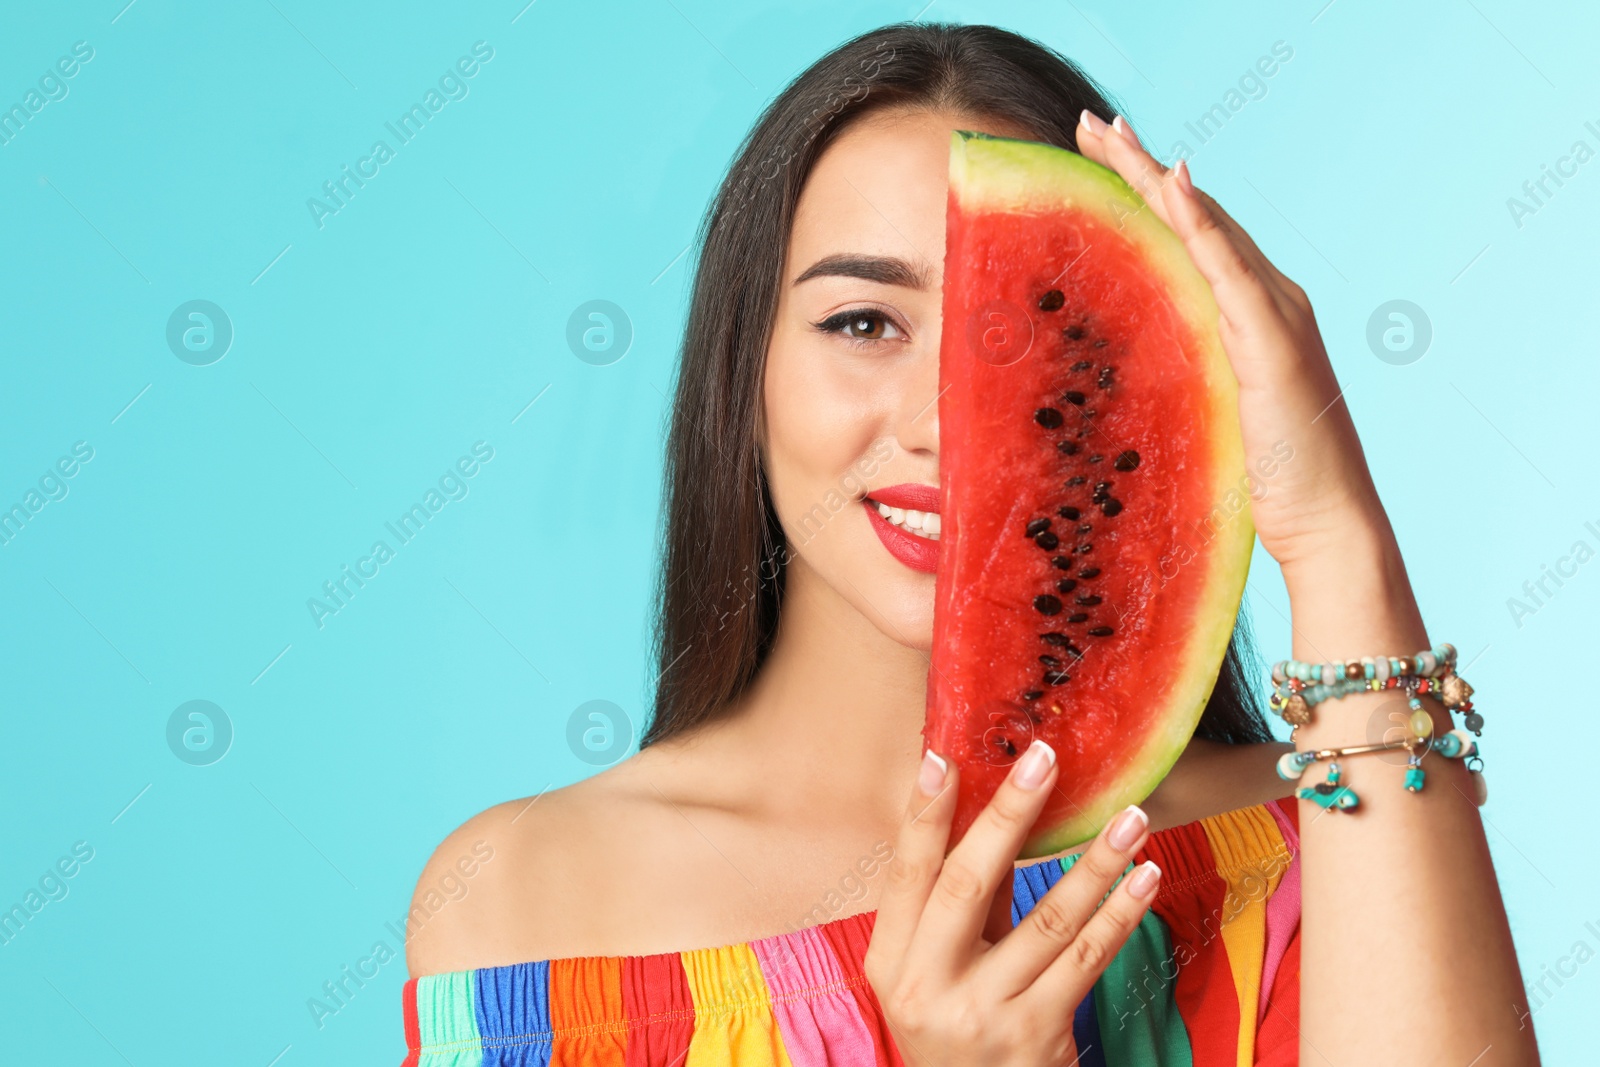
[401, 796, 1302, 1066]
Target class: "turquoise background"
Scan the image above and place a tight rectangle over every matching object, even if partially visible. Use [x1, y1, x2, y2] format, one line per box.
[2, 0, 1595, 1061]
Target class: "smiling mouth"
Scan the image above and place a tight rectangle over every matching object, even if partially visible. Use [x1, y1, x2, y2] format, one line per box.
[868, 499, 941, 540]
[862, 483, 942, 574]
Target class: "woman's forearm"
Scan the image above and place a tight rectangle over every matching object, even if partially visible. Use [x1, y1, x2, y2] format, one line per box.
[1285, 518, 1537, 1063]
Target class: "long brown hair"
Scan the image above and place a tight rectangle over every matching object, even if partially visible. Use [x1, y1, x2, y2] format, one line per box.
[643, 21, 1273, 748]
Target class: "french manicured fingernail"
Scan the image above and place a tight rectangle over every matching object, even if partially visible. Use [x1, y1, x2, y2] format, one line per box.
[1174, 158, 1195, 195]
[1013, 739, 1056, 790]
[1126, 861, 1161, 900]
[1079, 109, 1108, 136]
[1107, 805, 1149, 851]
[918, 750, 948, 796]
[1111, 114, 1142, 147]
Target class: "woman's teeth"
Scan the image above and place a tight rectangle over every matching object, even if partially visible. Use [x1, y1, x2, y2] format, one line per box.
[874, 500, 940, 540]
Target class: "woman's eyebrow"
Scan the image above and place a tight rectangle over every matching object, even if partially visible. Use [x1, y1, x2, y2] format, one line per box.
[792, 253, 933, 289]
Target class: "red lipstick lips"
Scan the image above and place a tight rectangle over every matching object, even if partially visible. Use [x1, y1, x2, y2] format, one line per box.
[863, 482, 940, 573]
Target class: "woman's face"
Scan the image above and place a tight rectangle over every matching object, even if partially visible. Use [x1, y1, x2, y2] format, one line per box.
[762, 106, 1038, 650]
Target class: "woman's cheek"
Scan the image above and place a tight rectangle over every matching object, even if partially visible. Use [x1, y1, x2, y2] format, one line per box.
[764, 342, 884, 541]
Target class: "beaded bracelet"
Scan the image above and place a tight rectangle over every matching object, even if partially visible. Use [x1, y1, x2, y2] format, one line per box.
[1275, 727, 1483, 811]
[1272, 643, 1458, 686]
[1269, 671, 1479, 729]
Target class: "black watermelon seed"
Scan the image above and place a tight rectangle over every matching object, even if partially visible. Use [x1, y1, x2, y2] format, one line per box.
[1066, 644, 1085, 660]
[1034, 594, 1063, 615]
[1038, 289, 1065, 311]
[1067, 612, 1089, 623]
[1091, 481, 1112, 503]
[1043, 669, 1071, 686]
[1097, 367, 1114, 389]
[1089, 625, 1115, 637]
[1058, 506, 1081, 520]
[1056, 578, 1077, 594]
[1078, 567, 1101, 579]
[1063, 390, 1086, 406]
[1034, 407, 1064, 429]
[1039, 654, 1061, 667]
[1093, 338, 1109, 348]
[1071, 360, 1093, 371]
[1088, 453, 1103, 464]
[1066, 475, 1087, 487]
[1021, 690, 1044, 702]
[1076, 523, 1093, 535]
[1041, 632, 1068, 646]
[1065, 325, 1086, 341]
[1035, 531, 1060, 550]
[1076, 543, 1094, 554]
[1051, 556, 1072, 571]
[1076, 594, 1102, 606]
[1114, 450, 1141, 471]
[1025, 517, 1051, 537]
[1101, 498, 1124, 517]
[1056, 440, 1080, 455]
[1003, 738, 1018, 757]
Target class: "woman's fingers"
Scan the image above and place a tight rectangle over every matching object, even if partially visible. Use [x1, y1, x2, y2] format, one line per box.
[981, 869, 1018, 946]
[1078, 112, 1295, 329]
[1084, 112, 1280, 284]
[865, 748, 959, 987]
[1158, 158, 1289, 336]
[1102, 116, 1177, 226]
[1186, 185, 1294, 292]
[1073, 109, 1110, 154]
[905, 740, 1059, 974]
[975, 804, 1153, 998]
[1171, 178, 1308, 322]
[1075, 112, 1173, 231]
[1025, 859, 1161, 1010]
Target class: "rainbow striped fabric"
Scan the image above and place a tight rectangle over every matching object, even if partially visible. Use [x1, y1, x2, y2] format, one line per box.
[402, 797, 1302, 1066]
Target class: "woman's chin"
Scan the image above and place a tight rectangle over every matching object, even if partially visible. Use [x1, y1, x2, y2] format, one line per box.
[787, 531, 938, 649]
[861, 578, 936, 652]
[901, 627, 934, 654]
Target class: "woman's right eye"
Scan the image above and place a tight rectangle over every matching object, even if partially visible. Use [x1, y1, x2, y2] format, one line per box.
[814, 308, 905, 345]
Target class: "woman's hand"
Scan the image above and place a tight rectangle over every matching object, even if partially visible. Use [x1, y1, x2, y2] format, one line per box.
[864, 741, 1160, 1066]
[1074, 110, 1395, 579]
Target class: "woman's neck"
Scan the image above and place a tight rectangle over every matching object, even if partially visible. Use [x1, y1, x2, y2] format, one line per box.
[704, 556, 930, 827]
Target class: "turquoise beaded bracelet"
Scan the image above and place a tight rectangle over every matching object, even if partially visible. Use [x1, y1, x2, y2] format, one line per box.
[1271, 643, 1458, 686]
[1268, 643, 1476, 729]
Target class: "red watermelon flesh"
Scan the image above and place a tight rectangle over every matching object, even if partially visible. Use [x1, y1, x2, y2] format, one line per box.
[927, 131, 1252, 858]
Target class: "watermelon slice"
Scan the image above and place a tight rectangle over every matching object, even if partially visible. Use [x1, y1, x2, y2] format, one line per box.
[927, 131, 1253, 858]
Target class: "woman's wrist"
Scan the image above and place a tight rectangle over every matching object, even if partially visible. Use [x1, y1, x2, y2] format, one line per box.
[1271, 510, 1455, 751]
[1277, 512, 1429, 665]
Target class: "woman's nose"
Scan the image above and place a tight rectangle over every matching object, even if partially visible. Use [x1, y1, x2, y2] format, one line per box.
[890, 335, 941, 457]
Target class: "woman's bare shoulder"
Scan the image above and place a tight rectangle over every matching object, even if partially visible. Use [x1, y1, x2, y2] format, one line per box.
[1141, 736, 1296, 833]
[402, 761, 664, 979]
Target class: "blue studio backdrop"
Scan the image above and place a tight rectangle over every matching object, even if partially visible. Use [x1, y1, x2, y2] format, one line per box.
[2, 0, 1597, 1062]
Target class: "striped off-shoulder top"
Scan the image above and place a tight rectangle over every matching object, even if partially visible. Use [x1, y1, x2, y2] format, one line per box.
[401, 796, 1303, 1066]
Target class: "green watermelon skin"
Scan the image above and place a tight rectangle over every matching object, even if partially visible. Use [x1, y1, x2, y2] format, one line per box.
[928, 131, 1252, 858]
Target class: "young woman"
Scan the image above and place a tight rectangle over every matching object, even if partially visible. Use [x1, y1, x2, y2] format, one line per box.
[401, 22, 1536, 1066]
